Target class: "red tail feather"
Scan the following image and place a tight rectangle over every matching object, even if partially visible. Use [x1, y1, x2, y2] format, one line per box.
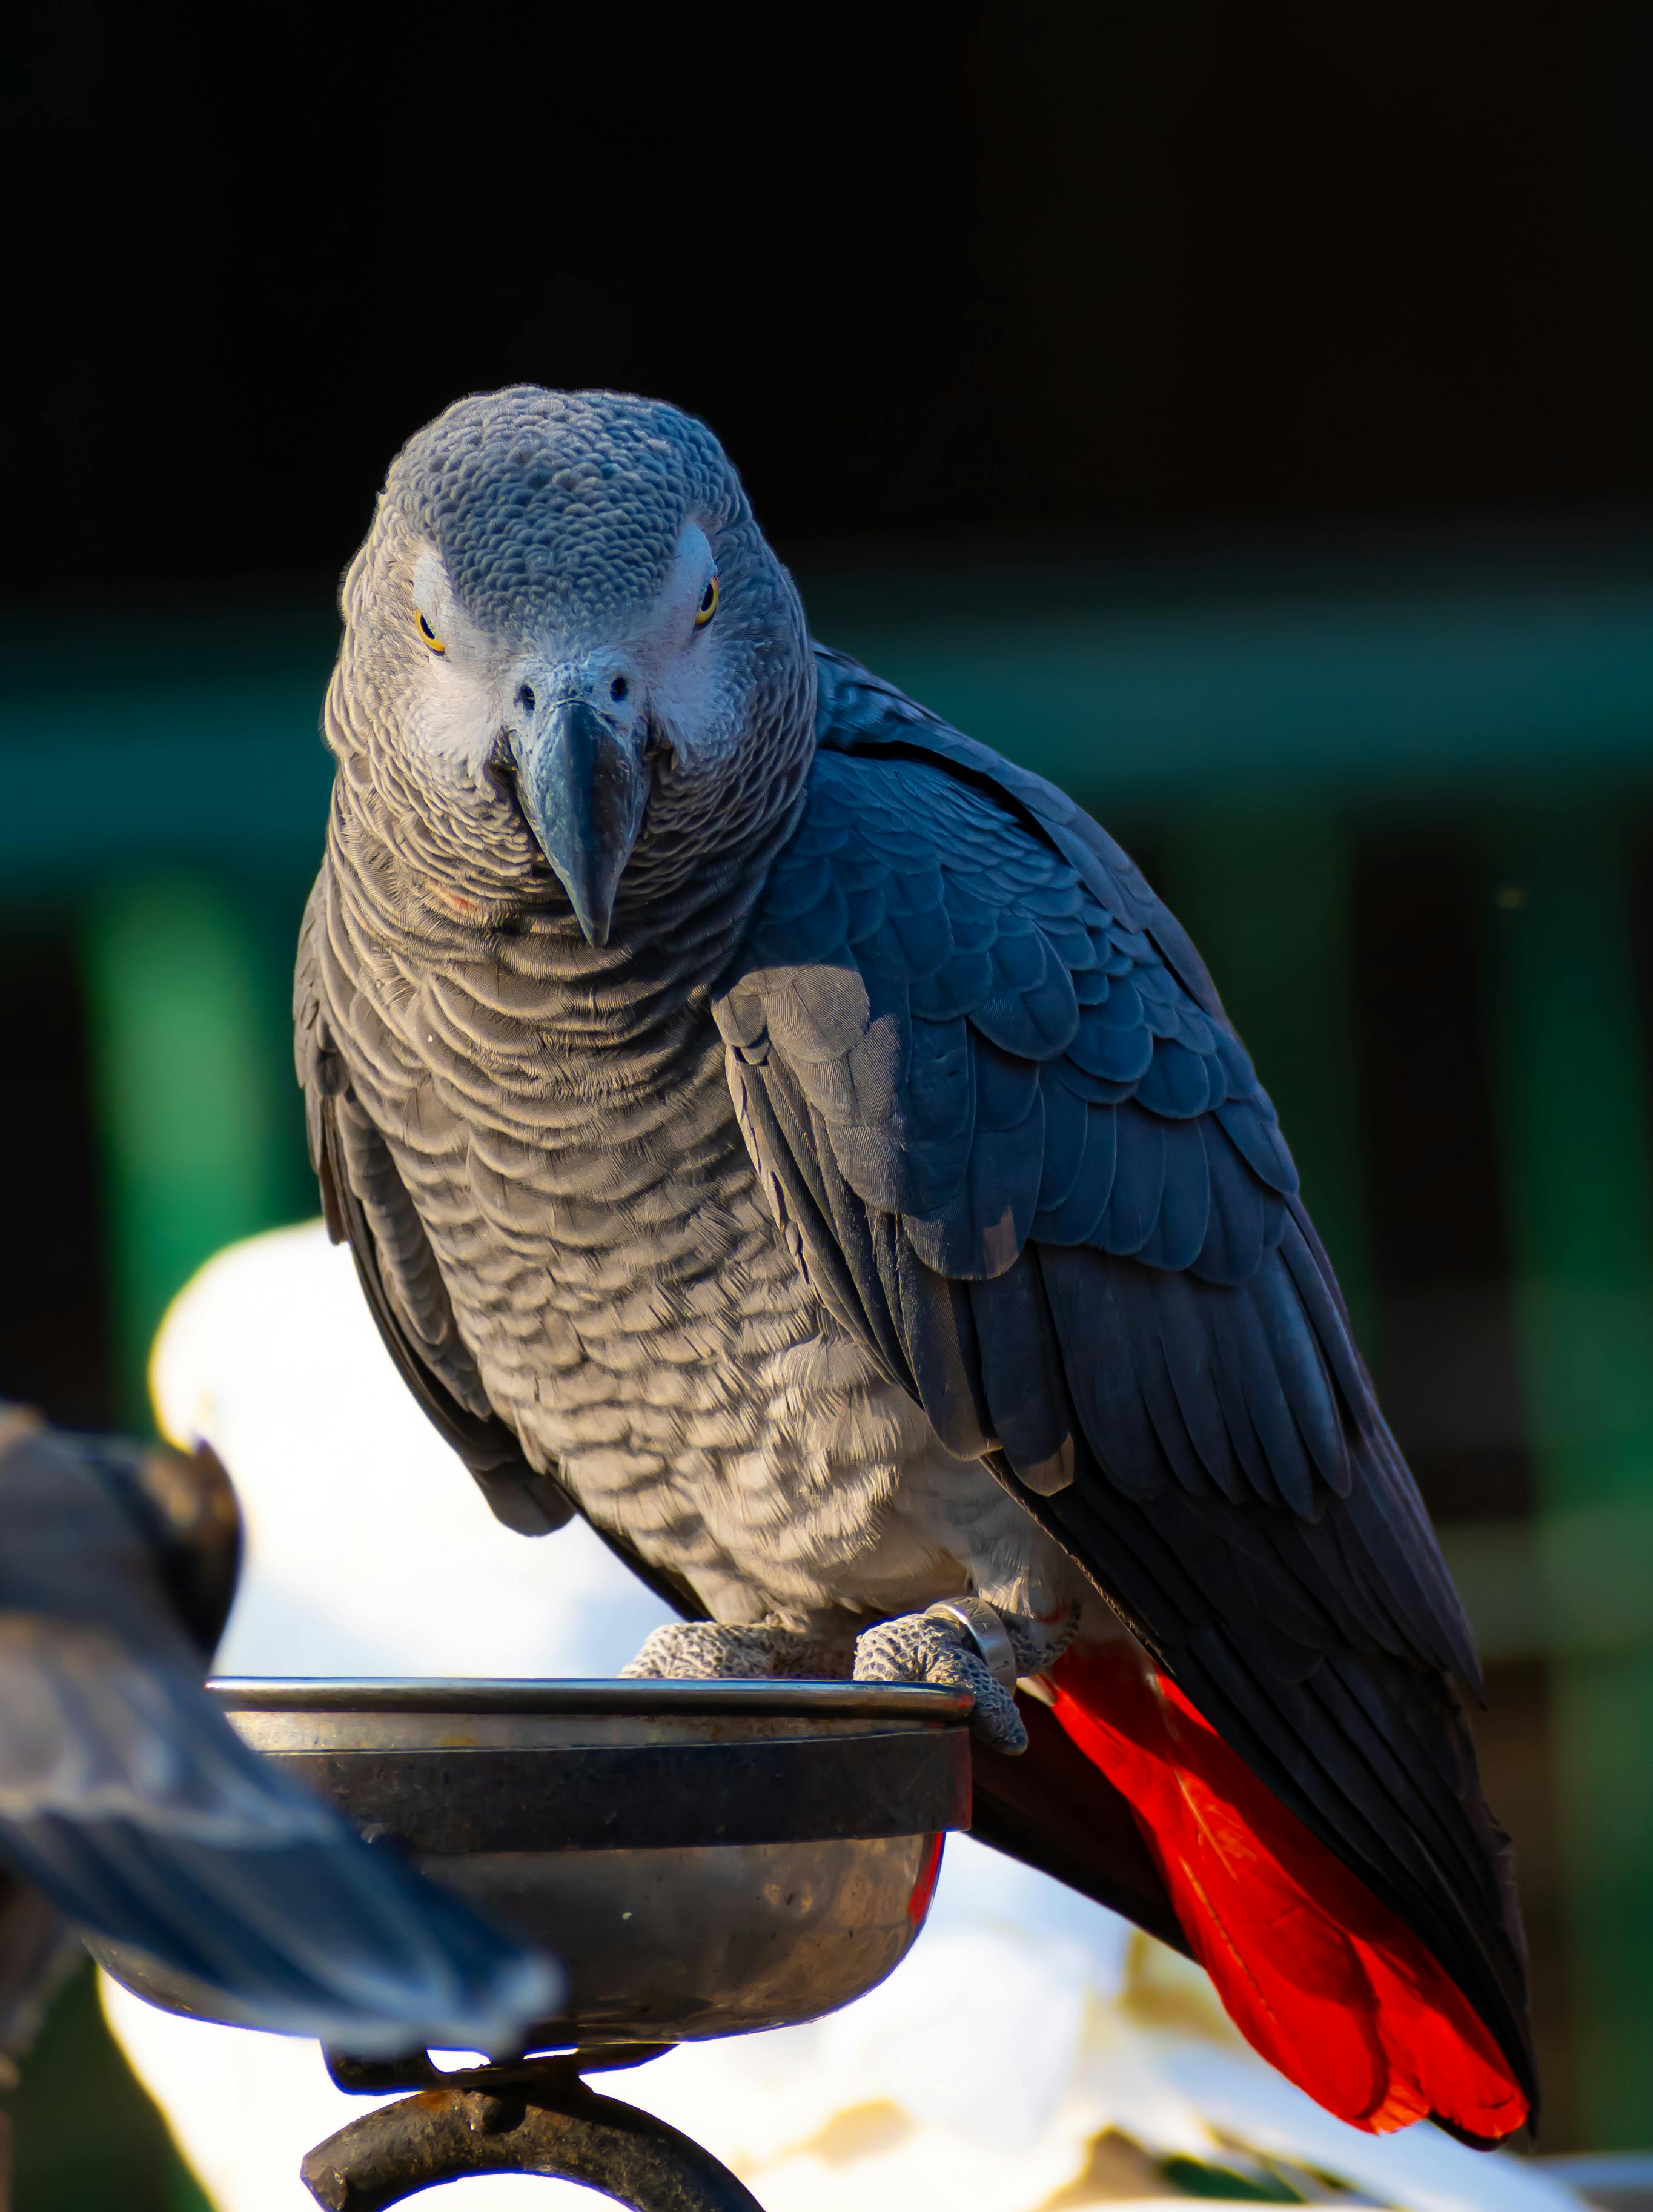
[1048, 1646, 1527, 2142]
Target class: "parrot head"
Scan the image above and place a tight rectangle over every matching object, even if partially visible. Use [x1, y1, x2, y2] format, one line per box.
[340, 387, 815, 944]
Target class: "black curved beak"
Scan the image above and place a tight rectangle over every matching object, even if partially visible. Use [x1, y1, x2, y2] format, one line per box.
[510, 699, 649, 947]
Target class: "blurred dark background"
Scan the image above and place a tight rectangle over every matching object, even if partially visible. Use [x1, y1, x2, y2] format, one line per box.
[10, 4, 1653, 588]
[6, 2, 1653, 2197]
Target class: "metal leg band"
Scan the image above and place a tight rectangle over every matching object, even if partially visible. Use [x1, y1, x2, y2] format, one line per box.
[922, 1595, 1020, 1692]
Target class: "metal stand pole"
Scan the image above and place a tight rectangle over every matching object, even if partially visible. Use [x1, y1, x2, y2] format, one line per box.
[302, 2048, 765, 2211]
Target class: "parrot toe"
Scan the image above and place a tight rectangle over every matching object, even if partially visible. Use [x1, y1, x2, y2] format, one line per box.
[853, 1603, 1030, 1754]
[620, 1620, 847, 1680]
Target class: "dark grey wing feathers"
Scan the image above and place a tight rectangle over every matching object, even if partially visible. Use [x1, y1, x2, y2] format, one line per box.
[0, 1632, 557, 2052]
[0, 1422, 559, 2055]
[715, 644, 1531, 2098]
[812, 644, 1223, 1014]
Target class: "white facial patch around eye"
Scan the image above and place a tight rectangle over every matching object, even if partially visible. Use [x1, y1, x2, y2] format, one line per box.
[657, 523, 716, 638]
[402, 549, 501, 777]
[651, 561, 734, 768]
[410, 548, 460, 653]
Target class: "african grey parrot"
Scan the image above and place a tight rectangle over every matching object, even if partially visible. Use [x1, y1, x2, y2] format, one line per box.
[296, 387, 1534, 2143]
[0, 1401, 557, 2053]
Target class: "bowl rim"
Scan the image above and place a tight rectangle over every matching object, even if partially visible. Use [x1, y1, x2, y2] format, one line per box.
[208, 1675, 974, 1720]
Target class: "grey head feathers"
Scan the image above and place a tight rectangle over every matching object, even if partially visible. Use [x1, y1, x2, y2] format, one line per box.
[389, 388, 745, 634]
[332, 388, 817, 946]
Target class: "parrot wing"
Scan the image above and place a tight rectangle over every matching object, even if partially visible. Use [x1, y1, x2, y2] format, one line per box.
[712, 643, 1534, 2142]
[0, 1613, 559, 2055]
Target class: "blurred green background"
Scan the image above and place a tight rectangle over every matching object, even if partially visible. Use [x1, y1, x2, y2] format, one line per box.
[10, 1, 1653, 2198]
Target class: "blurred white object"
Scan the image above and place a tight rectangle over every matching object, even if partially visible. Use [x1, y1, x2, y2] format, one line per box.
[104, 1223, 1584, 2212]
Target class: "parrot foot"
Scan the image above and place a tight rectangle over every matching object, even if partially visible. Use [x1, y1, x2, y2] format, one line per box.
[620, 1620, 848, 1681]
[852, 1597, 1076, 1756]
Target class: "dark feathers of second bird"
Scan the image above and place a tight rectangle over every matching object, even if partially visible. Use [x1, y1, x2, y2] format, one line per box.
[0, 1405, 557, 2056]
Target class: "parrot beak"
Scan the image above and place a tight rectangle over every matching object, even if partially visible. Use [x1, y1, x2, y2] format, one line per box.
[511, 698, 649, 947]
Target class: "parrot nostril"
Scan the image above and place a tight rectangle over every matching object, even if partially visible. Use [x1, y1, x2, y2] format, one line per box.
[517, 684, 537, 715]
[611, 677, 629, 703]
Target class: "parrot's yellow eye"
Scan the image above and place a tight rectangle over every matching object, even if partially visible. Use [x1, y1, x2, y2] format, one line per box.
[694, 574, 719, 628]
[416, 610, 445, 655]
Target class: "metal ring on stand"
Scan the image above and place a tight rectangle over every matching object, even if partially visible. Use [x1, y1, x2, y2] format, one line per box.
[303, 2045, 763, 2211]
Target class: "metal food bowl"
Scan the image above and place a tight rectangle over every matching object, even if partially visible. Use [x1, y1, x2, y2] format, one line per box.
[93, 1677, 973, 2048]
